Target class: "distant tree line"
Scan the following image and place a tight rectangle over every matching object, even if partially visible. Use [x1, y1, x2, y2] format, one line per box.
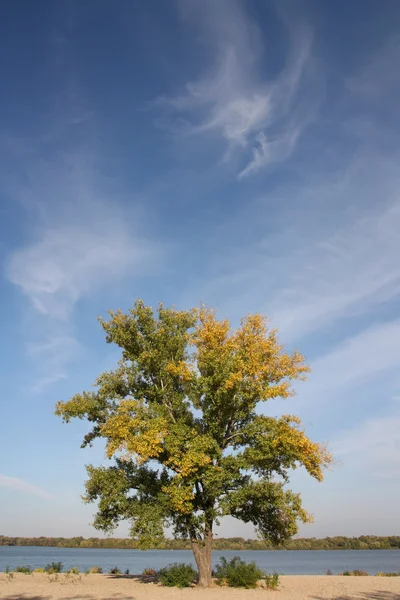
[1, 535, 399, 550]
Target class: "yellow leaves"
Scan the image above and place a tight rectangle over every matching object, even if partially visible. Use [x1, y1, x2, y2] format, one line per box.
[165, 361, 193, 383]
[101, 399, 168, 463]
[164, 427, 215, 478]
[101, 397, 215, 481]
[271, 417, 333, 482]
[224, 371, 243, 391]
[167, 448, 212, 478]
[190, 308, 310, 404]
[162, 481, 194, 514]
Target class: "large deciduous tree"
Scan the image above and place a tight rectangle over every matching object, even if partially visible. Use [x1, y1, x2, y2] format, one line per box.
[56, 301, 332, 587]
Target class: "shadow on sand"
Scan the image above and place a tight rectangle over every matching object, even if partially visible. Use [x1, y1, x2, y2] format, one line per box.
[2, 595, 135, 600]
[313, 591, 400, 600]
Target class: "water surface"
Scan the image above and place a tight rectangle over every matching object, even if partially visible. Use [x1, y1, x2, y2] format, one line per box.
[1, 546, 399, 574]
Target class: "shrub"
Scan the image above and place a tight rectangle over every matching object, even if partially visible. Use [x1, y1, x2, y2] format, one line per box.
[265, 572, 280, 590]
[45, 562, 63, 574]
[124, 569, 130, 575]
[377, 572, 400, 577]
[14, 566, 32, 574]
[142, 567, 157, 577]
[4, 566, 10, 574]
[33, 568, 46, 573]
[214, 556, 263, 589]
[158, 563, 197, 588]
[326, 569, 333, 576]
[66, 566, 80, 575]
[109, 566, 121, 575]
[88, 565, 103, 574]
[342, 570, 369, 576]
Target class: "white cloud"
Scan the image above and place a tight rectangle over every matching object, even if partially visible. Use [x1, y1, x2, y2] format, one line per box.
[0, 475, 53, 500]
[182, 152, 400, 347]
[305, 320, 400, 399]
[4, 121, 160, 391]
[270, 200, 400, 342]
[157, 0, 313, 176]
[238, 127, 301, 179]
[8, 223, 154, 319]
[332, 409, 400, 478]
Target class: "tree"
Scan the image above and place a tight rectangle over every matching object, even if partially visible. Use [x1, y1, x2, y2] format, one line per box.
[56, 301, 332, 587]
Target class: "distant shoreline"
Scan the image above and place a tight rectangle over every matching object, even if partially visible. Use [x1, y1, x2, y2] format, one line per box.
[1, 535, 400, 551]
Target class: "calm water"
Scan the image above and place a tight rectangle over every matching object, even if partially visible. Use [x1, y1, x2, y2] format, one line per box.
[0, 546, 399, 575]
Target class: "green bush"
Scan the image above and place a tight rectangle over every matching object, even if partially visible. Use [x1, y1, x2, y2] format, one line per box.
[158, 563, 197, 588]
[265, 572, 280, 590]
[377, 572, 400, 577]
[66, 566, 80, 575]
[214, 556, 263, 589]
[45, 562, 63, 574]
[342, 570, 369, 576]
[33, 568, 46, 573]
[109, 566, 121, 575]
[14, 566, 32, 574]
[4, 566, 10, 574]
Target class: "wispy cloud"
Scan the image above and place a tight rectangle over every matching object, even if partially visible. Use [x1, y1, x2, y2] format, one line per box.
[305, 320, 400, 400]
[182, 152, 400, 345]
[269, 198, 400, 342]
[332, 408, 400, 478]
[8, 220, 154, 320]
[26, 334, 79, 394]
[4, 122, 159, 392]
[156, 0, 314, 177]
[0, 475, 53, 500]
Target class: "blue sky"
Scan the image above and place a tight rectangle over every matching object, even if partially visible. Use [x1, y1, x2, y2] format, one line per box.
[1, 0, 400, 539]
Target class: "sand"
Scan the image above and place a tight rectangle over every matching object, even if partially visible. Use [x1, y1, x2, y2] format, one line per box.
[0, 573, 399, 600]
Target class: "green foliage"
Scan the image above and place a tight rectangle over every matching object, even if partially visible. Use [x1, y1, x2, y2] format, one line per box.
[1, 534, 400, 550]
[377, 572, 400, 577]
[45, 562, 63, 574]
[55, 301, 333, 585]
[4, 566, 10, 573]
[342, 570, 369, 576]
[214, 556, 263, 589]
[88, 565, 103, 574]
[14, 566, 32, 574]
[265, 572, 280, 589]
[109, 566, 121, 574]
[158, 563, 197, 588]
[33, 568, 46, 573]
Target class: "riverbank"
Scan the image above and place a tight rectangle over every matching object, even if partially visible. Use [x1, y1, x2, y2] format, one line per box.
[2, 535, 399, 551]
[1, 573, 399, 599]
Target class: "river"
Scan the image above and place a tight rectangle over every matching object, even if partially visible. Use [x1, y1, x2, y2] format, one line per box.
[1, 547, 399, 575]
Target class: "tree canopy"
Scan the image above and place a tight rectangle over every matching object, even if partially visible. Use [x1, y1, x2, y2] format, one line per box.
[56, 301, 332, 586]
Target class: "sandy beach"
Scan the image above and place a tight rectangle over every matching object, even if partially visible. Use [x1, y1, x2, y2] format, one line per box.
[0, 573, 399, 600]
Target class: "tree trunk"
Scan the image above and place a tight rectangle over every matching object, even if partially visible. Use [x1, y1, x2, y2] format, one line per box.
[191, 526, 213, 587]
